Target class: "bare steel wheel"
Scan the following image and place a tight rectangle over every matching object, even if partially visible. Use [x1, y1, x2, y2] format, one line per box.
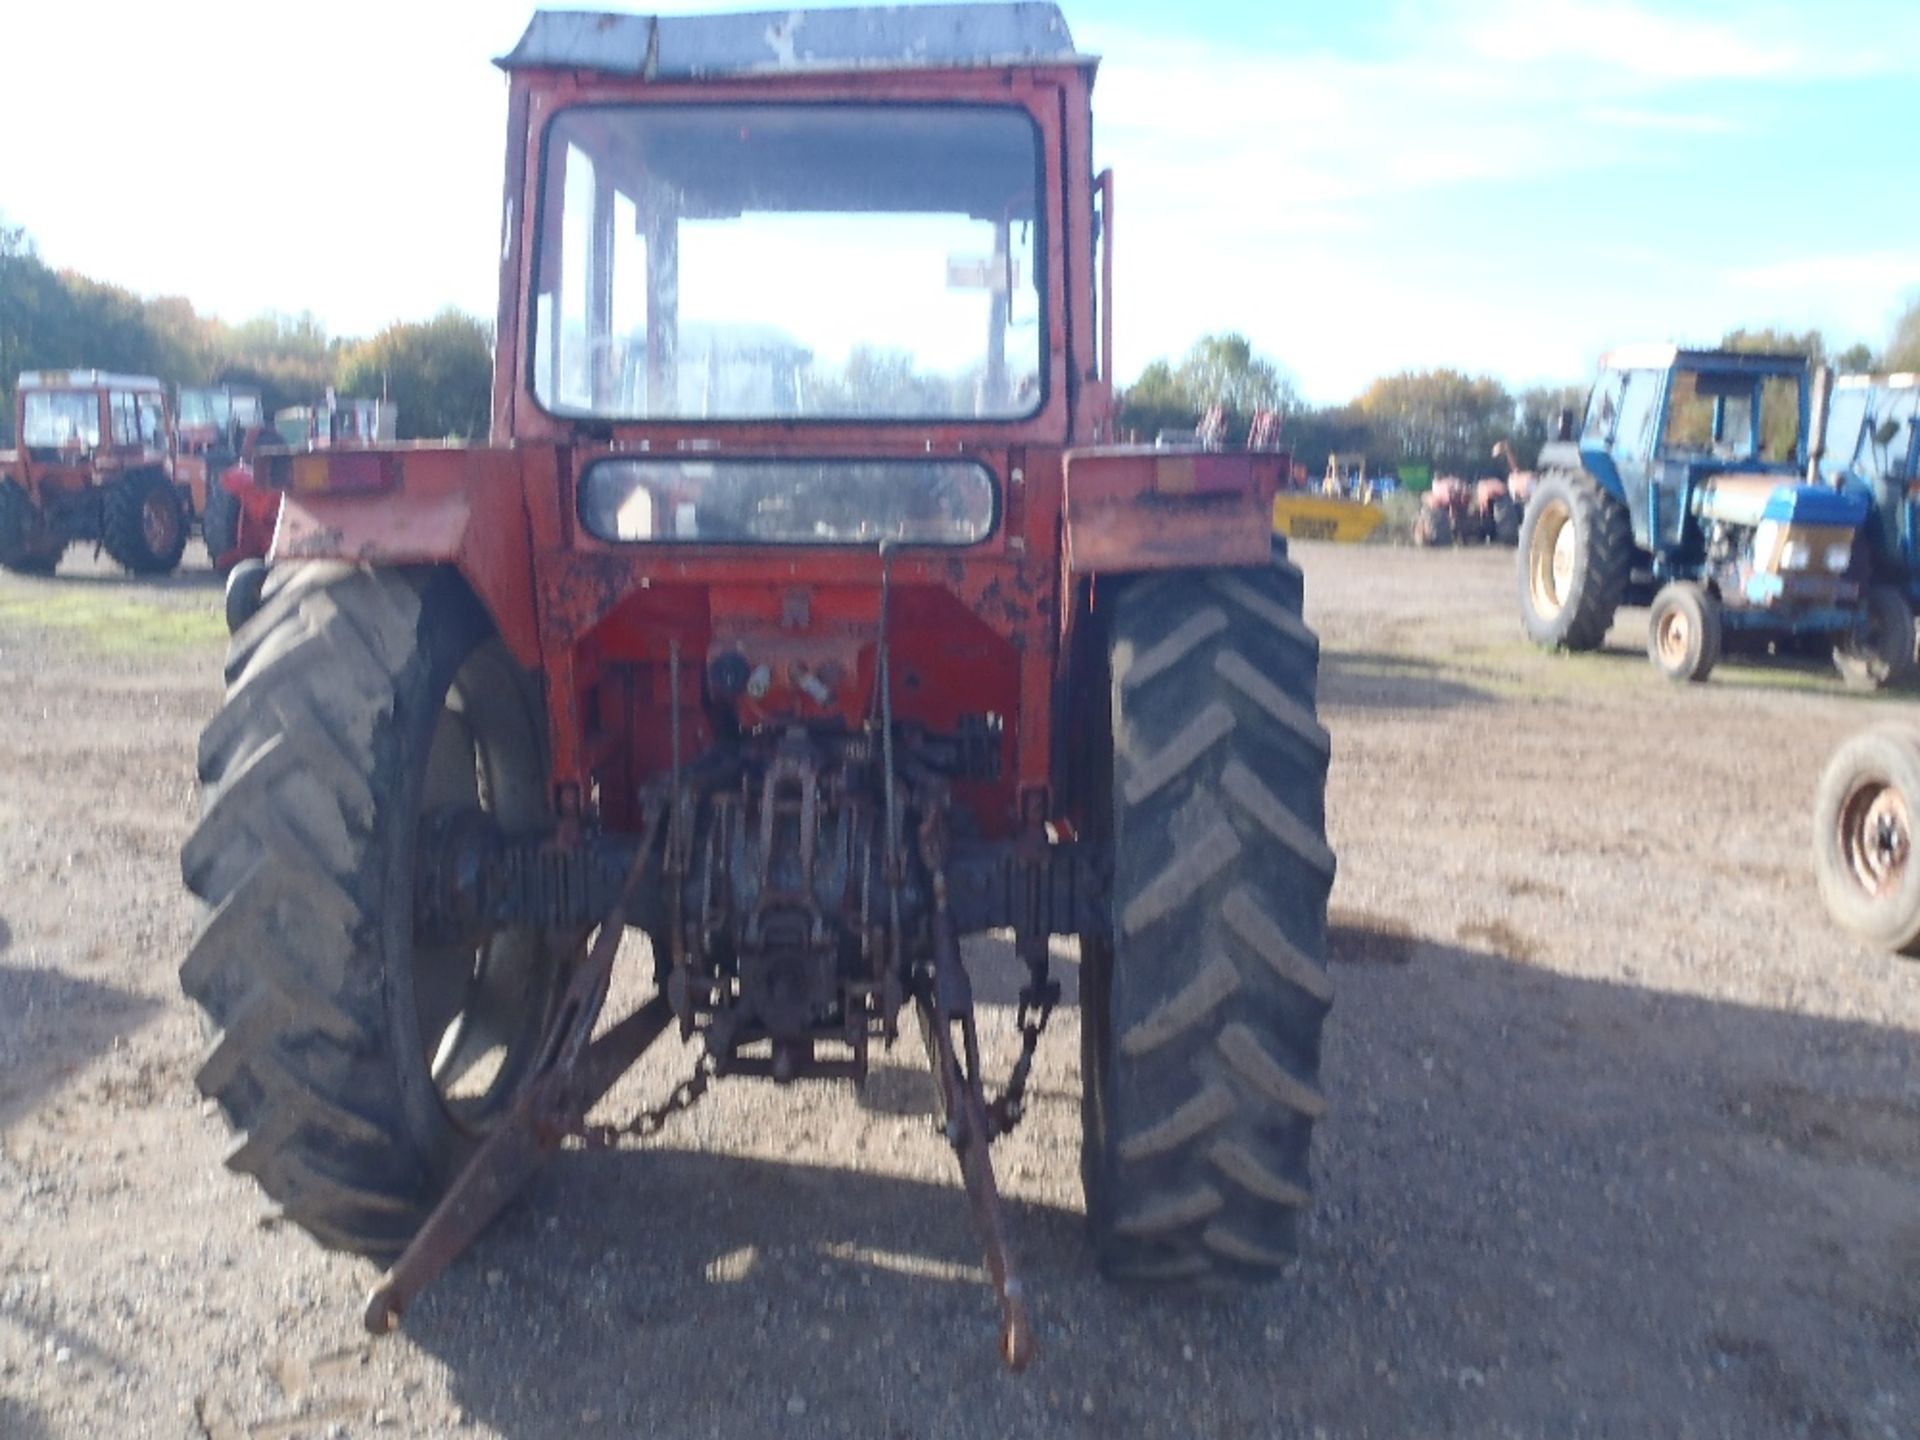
[1812, 725, 1920, 958]
[1647, 581, 1719, 682]
[1838, 781, 1908, 898]
[1516, 470, 1632, 652]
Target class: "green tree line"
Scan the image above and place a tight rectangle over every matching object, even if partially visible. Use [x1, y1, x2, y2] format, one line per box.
[0, 220, 491, 446]
[1121, 310, 1920, 481]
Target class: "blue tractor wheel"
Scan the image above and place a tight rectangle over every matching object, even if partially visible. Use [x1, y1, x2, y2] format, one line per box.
[1516, 470, 1631, 652]
[1647, 582, 1720, 683]
[1833, 584, 1916, 692]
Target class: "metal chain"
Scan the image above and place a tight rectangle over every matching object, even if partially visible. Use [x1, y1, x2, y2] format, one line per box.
[578, 1058, 714, 1151]
[987, 981, 1060, 1139]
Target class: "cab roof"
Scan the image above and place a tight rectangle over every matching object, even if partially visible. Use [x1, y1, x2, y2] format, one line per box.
[497, 5, 1092, 79]
[1598, 344, 1807, 375]
[19, 370, 164, 392]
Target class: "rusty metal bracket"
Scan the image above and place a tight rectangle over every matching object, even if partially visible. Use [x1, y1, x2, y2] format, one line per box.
[363, 802, 667, 1335]
[916, 804, 1035, 1372]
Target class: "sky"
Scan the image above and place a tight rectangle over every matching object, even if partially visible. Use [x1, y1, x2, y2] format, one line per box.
[2, 0, 1918, 404]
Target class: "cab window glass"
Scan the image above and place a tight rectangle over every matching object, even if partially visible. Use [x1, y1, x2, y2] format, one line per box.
[110, 392, 137, 446]
[136, 393, 165, 447]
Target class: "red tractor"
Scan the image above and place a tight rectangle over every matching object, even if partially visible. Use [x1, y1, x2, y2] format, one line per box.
[215, 395, 398, 621]
[174, 383, 273, 568]
[180, 5, 1334, 1369]
[1413, 472, 1520, 547]
[0, 370, 192, 574]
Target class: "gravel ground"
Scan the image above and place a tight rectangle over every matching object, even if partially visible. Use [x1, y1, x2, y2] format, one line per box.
[1, 541, 1916, 1440]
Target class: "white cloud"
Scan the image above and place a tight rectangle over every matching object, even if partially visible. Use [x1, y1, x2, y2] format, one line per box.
[1733, 251, 1920, 292]
[1447, 0, 1920, 83]
[1579, 106, 1739, 134]
[1461, 0, 1798, 80]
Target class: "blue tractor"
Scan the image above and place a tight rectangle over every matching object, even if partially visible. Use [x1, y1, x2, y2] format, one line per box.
[1821, 373, 1920, 614]
[1516, 346, 1912, 687]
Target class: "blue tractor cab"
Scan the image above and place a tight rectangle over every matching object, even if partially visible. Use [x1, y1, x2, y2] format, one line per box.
[1516, 345, 1909, 687]
[1821, 373, 1920, 588]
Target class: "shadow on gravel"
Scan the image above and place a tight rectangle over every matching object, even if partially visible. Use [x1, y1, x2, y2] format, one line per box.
[0, 1398, 51, 1440]
[369, 922, 1920, 1439]
[0, 962, 159, 1130]
[1322, 649, 1496, 711]
[0, 915, 11, 956]
[1573, 638, 1920, 703]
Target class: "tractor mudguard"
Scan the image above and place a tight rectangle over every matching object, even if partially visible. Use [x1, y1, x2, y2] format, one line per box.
[1538, 438, 1628, 507]
[266, 444, 546, 667]
[1062, 446, 1280, 575]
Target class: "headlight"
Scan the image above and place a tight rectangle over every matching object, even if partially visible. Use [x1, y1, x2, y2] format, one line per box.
[1780, 540, 1811, 571]
[1824, 543, 1853, 573]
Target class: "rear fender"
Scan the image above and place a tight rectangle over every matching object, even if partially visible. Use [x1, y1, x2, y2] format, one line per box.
[1537, 439, 1629, 508]
[266, 445, 544, 667]
[1063, 446, 1280, 576]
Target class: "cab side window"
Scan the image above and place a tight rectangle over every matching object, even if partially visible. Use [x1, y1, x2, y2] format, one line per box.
[136, 393, 165, 448]
[110, 391, 137, 447]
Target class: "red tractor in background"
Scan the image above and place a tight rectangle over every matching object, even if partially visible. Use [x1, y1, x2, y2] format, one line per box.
[180, 5, 1335, 1370]
[0, 370, 193, 574]
[216, 394, 399, 624]
[175, 383, 274, 567]
[1414, 467, 1521, 547]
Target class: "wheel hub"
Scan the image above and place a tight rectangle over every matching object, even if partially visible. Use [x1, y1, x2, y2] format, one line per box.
[1839, 780, 1910, 898]
[1656, 608, 1691, 665]
[1528, 501, 1573, 618]
[141, 490, 178, 552]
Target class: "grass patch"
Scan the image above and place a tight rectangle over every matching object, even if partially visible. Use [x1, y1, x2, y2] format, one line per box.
[0, 587, 225, 653]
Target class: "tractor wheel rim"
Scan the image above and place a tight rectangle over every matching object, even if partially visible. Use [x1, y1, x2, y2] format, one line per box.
[1657, 607, 1691, 666]
[1528, 501, 1572, 618]
[1838, 779, 1910, 899]
[410, 652, 555, 1134]
[141, 491, 178, 552]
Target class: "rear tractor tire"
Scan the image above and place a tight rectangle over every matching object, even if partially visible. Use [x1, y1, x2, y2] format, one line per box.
[1413, 506, 1452, 548]
[1081, 550, 1335, 1283]
[1517, 470, 1632, 652]
[202, 478, 242, 572]
[1812, 725, 1920, 958]
[179, 564, 572, 1256]
[0, 478, 63, 575]
[103, 469, 188, 575]
[224, 559, 268, 635]
[1647, 581, 1720, 683]
[1491, 496, 1522, 547]
[1833, 584, 1916, 692]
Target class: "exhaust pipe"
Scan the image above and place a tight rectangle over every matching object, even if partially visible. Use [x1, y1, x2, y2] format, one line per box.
[1807, 364, 1835, 490]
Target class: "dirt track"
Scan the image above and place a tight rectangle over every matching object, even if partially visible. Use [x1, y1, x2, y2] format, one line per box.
[2, 541, 1916, 1439]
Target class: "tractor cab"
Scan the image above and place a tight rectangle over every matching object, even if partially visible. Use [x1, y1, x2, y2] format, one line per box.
[176, 384, 266, 455]
[0, 371, 191, 575]
[1821, 373, 1920, 584]
[16, 370, 169, 468]
[1569, 346, 1827, 555]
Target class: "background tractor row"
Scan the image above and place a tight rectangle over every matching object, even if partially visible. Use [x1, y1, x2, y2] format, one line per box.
[0, 372, 390, 580]
[0, 373, 274, 576]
